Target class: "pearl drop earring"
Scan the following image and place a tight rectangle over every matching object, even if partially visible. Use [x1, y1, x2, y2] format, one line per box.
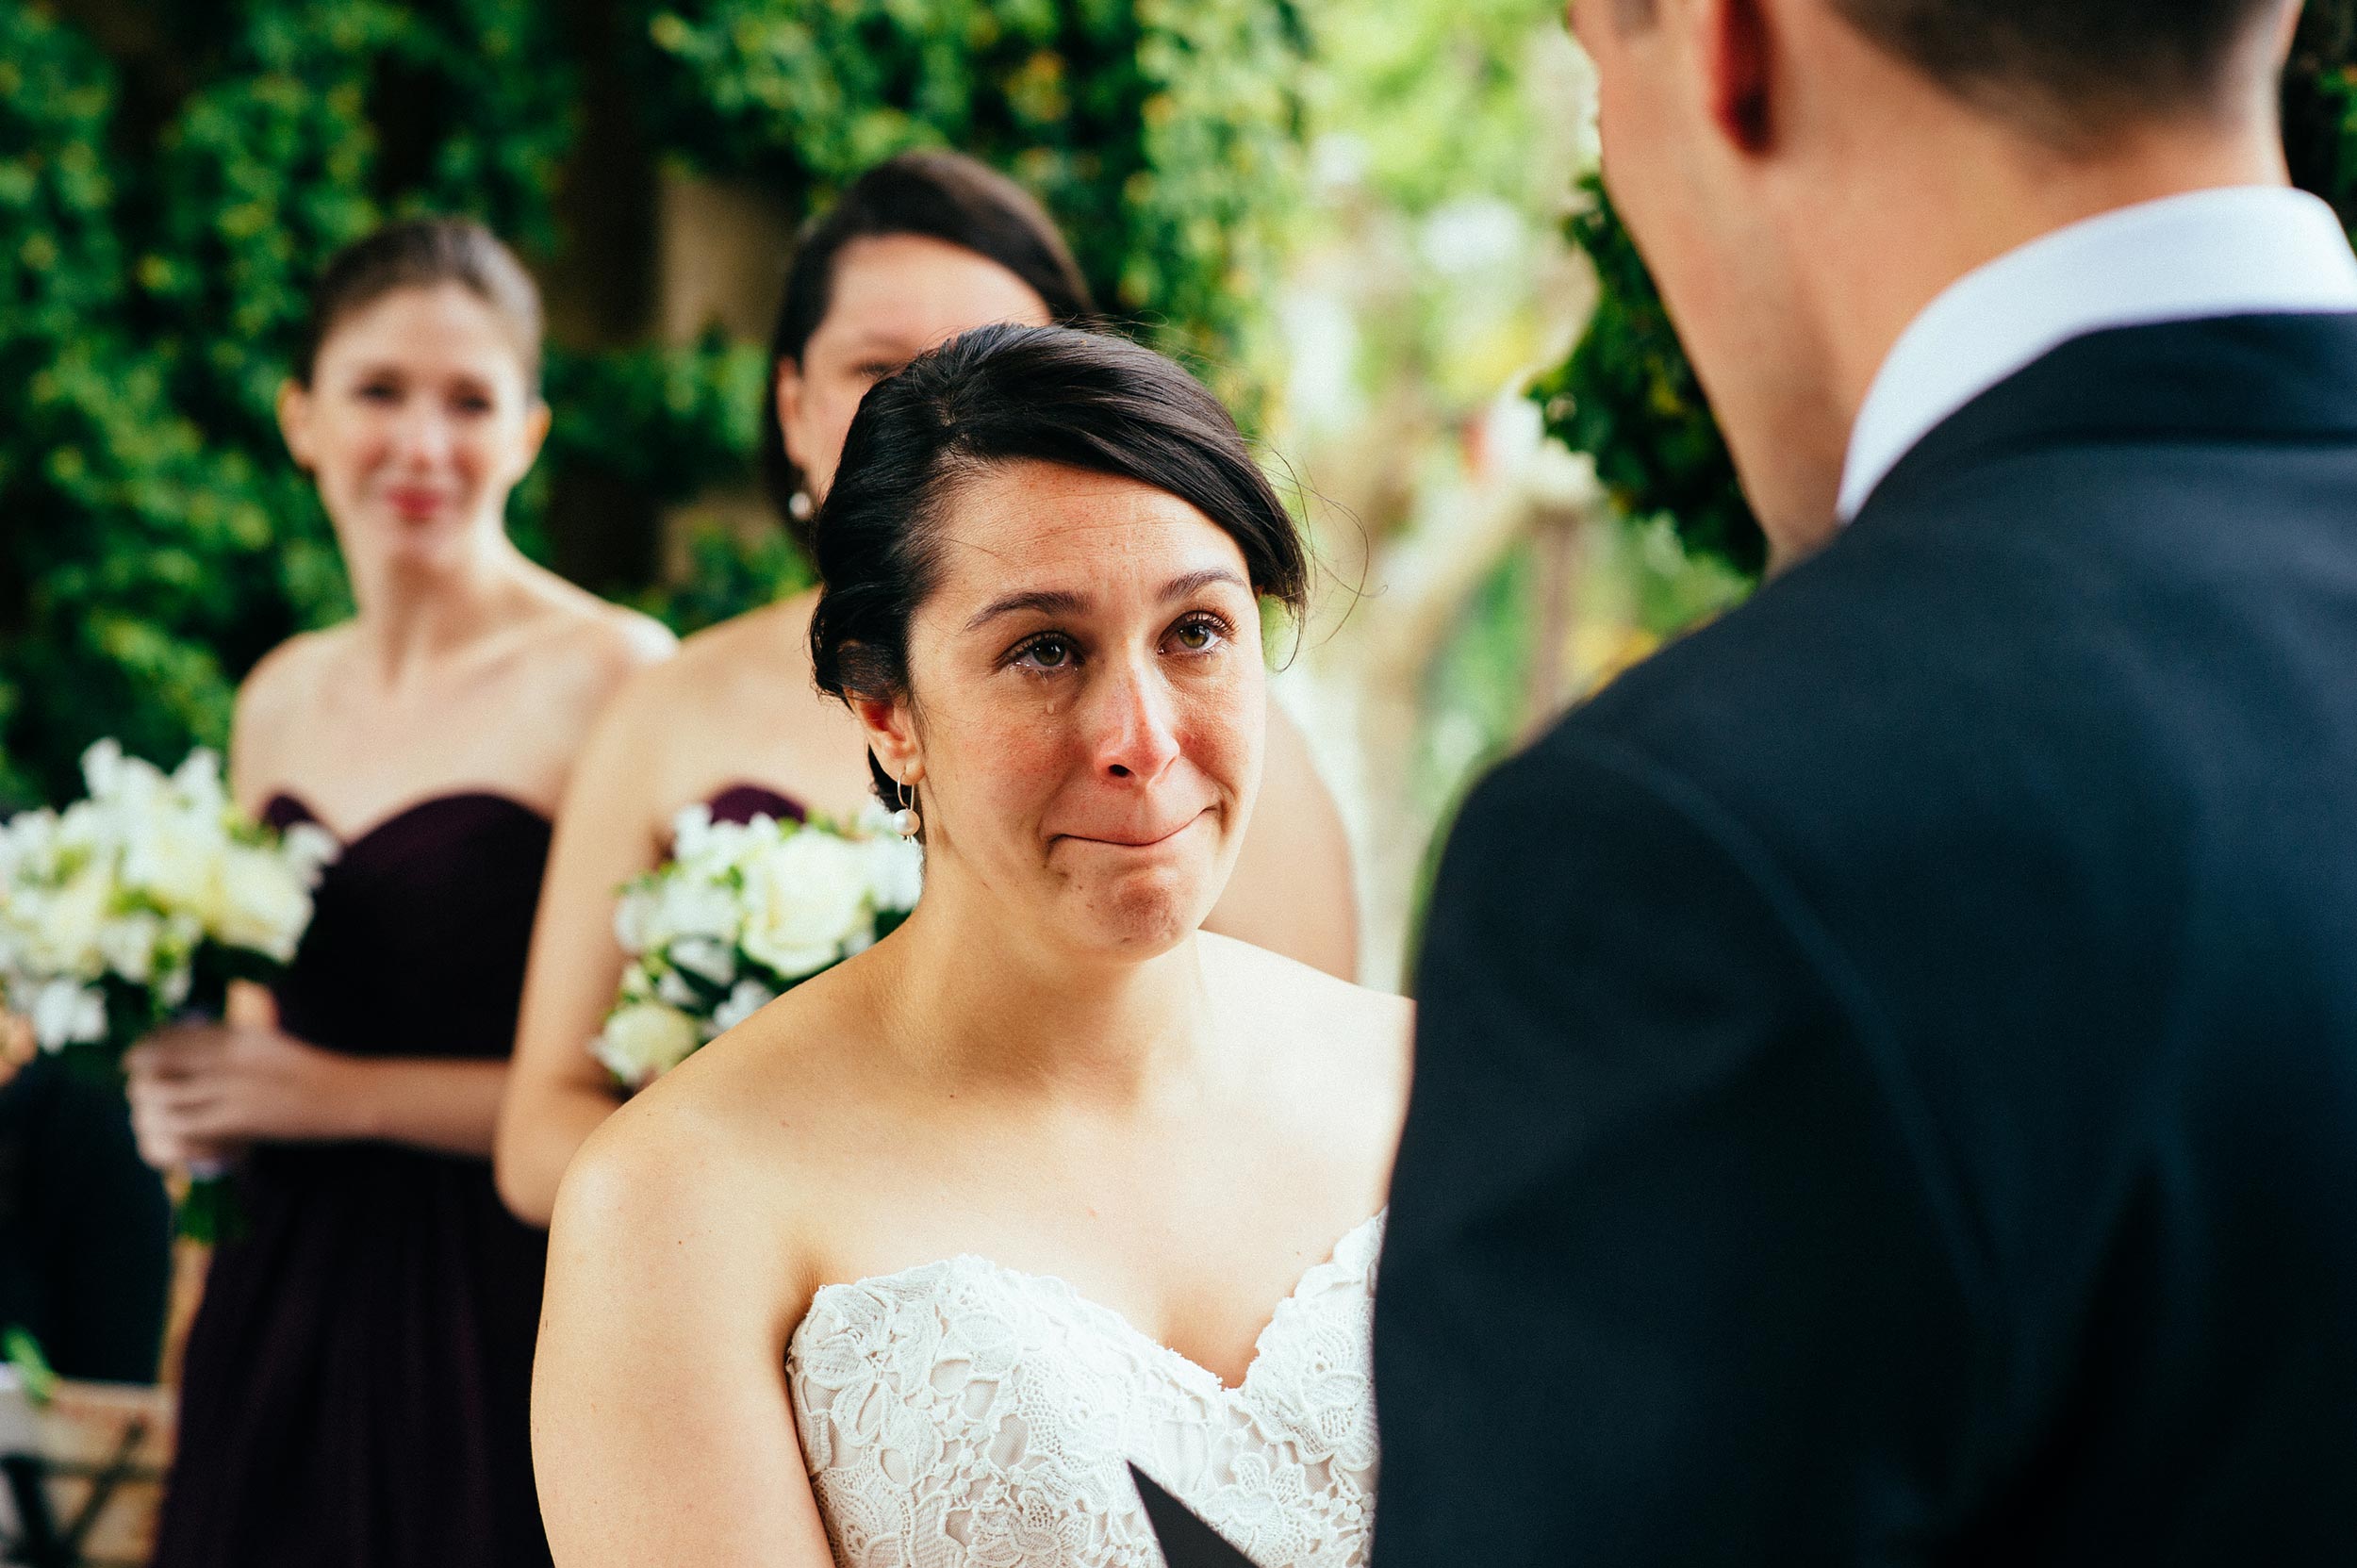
[888, 775, 921, 839]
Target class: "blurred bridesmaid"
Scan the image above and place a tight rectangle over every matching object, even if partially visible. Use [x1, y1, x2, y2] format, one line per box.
[493, 151, 1360, 1227]
[125, 218, 672, 1568]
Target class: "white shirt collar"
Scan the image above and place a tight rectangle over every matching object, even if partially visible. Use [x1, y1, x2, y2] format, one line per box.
[1838, 186, 2357, 521]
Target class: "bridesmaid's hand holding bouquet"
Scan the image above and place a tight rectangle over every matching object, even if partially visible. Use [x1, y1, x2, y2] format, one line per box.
[0, 740, 336, 1235]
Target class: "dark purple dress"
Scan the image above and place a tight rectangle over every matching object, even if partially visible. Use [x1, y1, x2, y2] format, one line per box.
[155, 792, 556, 1568]
[701, 781, 806, 827]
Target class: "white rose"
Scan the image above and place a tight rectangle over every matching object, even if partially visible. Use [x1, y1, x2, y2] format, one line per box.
[668, 935, 738, 988]
[0, 807, 59, 881]
[592, 1001, 701, 1087]
[710, 979, 777, 1034]
[739, 830, 871, 981]
[27, 978, 107, 1051]
[95, 909, 166, 984]
[169, 749, 230, 818]
[668, 807, 763, 880]
[277, 822, 339, 884]
[25, 864, 111, 975]
[157, 955, 194, 1011]
[864, 833, 924, 915]
[612, 884, 662, 956]
[120, 809, 228, 923]
[78, 738, 128, 802]
[214, 843, 315, 960]
[654, 874, 742, 946]
[614, 958, 662, 1005]
[653, 966, 701, 1010]
[666, 802, 718, 861]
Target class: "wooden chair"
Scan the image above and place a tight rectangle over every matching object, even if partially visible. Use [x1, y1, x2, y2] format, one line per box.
[0, 1375, 171, 1568]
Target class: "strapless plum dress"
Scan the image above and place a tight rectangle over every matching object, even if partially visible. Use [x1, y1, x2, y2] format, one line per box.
[701, 781, 806, 828]
[153, 792, 557, 1568]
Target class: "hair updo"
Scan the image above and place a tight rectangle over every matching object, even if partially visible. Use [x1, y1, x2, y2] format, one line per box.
[808, 322, 1309, 802]
[761, 151, 1097, 551]
[294, 217, 544, 392]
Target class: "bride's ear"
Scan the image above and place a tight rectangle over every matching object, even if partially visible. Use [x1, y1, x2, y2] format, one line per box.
[848, 684, 924, 788]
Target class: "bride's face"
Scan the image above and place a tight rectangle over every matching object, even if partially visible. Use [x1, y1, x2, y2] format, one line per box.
[881, 459, 1266, 959]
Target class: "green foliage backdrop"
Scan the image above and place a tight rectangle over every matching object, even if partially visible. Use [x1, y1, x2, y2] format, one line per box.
[0, 0, 1308, 811]
[1540, 0, 2357, 579]
[635, 0, 1306, 376]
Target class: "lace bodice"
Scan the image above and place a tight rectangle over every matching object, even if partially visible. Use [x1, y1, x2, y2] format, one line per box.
[787, 1213, 1384, 1568]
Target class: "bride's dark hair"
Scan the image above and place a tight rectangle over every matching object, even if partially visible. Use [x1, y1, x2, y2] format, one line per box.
[808, 322, 1308, 803]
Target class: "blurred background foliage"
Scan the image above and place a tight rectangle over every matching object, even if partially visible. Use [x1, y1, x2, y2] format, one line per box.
[20, 0, 2340, 964]
[0, 0, 1310, 809]
[631, 0, 1308, 381]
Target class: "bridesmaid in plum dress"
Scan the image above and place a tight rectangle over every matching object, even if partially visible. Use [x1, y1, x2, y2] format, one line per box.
[123, 219, 672, 1568]
[493, 151, 1364, 1229]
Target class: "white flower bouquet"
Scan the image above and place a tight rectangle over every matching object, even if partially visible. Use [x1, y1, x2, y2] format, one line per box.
[0, 740, 337, 1236]
[594, 802, 922, 1088]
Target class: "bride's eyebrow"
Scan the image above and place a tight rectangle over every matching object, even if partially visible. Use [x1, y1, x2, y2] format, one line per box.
[963, 569, 1247, 633]
[1160, 567, 1248, 602]
[965, 588, 1088, 632]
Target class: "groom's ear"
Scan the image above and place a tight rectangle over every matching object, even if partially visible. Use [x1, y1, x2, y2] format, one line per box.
[1695, 0, 1774, 154]
[2270, 0, 2303, 69]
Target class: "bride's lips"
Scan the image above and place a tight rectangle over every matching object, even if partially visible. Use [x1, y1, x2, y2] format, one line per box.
[1051, 809, 1211, 850]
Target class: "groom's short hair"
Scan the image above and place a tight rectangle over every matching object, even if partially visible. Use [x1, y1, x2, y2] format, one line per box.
[1829, 0, 2283, 146]
[1609, 0, 2285, 149]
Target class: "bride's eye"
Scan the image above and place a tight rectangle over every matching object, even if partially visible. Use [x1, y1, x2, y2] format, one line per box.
[1165, 614, 1229, 655]
[1011, 633, 1077, 672]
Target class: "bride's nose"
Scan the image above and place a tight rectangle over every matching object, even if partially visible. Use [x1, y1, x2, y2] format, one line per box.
[1085, 654, 1182, 784]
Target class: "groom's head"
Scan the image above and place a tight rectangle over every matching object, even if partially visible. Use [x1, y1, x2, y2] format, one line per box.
[1570, 0, 2299, 559]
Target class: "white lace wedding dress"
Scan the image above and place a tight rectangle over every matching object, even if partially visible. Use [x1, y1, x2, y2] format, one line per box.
[787, 1213, 1383, 1568]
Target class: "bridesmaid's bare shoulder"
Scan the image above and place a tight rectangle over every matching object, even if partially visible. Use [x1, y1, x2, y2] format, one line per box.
[633, 595, 816, 714]
[511, 569, 678, 694]
[229, 625, 350, 797]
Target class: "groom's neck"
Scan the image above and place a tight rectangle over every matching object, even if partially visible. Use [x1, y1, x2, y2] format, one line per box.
[1758, 87, 2292, 564]
[1817, 121, 2290, 443]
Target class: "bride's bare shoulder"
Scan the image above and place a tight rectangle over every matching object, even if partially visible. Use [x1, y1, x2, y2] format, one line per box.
[1199, 932, 1412, 1073]
[1201, 931, 1409, 1023]
[551, 959, 891, 1259]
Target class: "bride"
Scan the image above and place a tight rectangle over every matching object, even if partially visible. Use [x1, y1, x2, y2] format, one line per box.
[533, 322, 1412, 1567]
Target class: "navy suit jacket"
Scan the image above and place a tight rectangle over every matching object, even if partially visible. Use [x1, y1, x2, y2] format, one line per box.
[1374, 314, 2357, 1564]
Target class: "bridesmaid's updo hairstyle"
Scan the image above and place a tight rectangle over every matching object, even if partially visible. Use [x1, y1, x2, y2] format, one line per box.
[294, 217, 544, 393]
[809, 322, 1308, 802]
[762, 151, 1096, 550]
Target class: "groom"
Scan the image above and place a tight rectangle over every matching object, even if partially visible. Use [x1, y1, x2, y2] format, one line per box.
[1376, 0, 2357, 1561]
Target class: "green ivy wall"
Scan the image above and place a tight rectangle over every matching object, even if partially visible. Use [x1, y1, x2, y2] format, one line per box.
[0, 0, 1308, 809]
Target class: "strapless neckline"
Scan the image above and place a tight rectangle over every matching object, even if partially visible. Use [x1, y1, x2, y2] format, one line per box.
[263, 789, 550, 852]
[788, 1211, 1384, 1567]
[796, 1210, 1385, 1396]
